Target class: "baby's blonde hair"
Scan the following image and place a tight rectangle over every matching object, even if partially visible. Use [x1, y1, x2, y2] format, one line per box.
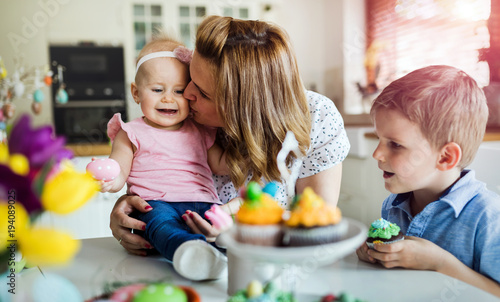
[135, 29, 187, 82]
[370, 65, 488, 169]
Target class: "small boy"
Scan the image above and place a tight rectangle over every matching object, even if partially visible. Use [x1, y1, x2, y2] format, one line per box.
[356, 65, 500, 297]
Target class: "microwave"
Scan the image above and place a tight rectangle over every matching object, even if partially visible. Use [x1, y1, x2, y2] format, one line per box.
[50, 44, 128, 144]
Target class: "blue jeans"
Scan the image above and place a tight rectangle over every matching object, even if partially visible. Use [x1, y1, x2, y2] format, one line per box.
[134, 200, 214, 261]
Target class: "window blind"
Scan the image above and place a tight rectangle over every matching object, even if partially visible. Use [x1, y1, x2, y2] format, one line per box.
[365, 0, 491, 89]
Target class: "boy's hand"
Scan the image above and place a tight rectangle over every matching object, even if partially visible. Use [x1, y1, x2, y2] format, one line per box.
[366, 236, 447, 271]
[356, 242, 376, 264]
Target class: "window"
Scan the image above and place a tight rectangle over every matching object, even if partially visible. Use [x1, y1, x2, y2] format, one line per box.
[357, 0, 491, 115]
[132, 4, 163, 57]
[178, 5, 207, 49]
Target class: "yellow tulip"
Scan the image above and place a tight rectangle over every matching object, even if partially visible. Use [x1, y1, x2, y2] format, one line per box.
[0, 202, 30, 250]
[8, 153, 30, 176]
[41, 167, 99, 214]
[18, 228, 80, 266]
[0, 144, 9, 163]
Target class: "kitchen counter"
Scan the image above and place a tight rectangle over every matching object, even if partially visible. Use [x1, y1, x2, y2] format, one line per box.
[66, 143, 112, 156]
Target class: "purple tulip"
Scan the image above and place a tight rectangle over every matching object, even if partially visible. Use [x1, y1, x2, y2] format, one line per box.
[8, 115, 73, 170]
[0, 165, 42, 213]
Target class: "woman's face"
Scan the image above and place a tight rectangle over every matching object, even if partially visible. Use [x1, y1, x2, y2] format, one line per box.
[184, 51, 224, 128]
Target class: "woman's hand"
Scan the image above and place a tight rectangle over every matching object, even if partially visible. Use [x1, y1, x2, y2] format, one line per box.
[182, 210, 221, 242]
[110, 194, 154, 256]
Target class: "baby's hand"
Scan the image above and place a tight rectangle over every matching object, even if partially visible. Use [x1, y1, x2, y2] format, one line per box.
[356, 242, 376, 264]
[99, 179, 116, 193]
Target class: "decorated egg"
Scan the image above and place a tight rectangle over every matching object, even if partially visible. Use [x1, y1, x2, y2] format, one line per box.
[32, 102, 42, 115]
[2, 103, 15, 119]
[44, 75, 53, 86]
[33, 89, 45, 102]
[262, 182, 278, 197]
[32, 273, 82, 302]
[247, 280, 264, 298]
[13, 81, 25, 97]
[56, 87, 68, 104]
[86, 158, 120, 181]
[110, 283, 146, 302]
[0, 67, 6, 80]
[133, 283, 188, 302]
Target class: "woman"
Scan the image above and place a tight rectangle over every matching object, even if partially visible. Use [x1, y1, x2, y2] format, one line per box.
[110, 15, 350, 268]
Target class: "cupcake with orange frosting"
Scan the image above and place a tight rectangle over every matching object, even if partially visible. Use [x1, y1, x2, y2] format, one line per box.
[235, 181, 284, 246]
[283, 187, 347, 246]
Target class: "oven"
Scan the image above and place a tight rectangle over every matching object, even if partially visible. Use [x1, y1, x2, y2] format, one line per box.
[50, 45, 127, 144]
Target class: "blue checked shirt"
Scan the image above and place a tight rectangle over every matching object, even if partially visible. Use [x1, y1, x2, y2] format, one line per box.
[382, 170, 500, 283]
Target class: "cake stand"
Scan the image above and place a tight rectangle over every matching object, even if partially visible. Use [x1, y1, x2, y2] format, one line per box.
[220, 218, 367, 295]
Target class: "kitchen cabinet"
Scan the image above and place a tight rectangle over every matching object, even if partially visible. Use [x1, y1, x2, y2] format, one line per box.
[338, 136, 387, 226]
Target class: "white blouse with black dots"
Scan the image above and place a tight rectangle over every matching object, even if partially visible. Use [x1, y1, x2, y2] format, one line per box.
[212, 90, 350, 208]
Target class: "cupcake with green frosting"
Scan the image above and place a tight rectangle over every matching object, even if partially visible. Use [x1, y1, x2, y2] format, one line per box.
[366, 218, 404, 248]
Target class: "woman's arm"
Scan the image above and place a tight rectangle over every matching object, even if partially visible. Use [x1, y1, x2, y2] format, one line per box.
[109, 194, 154, 256]
[295, 163, 342, 207]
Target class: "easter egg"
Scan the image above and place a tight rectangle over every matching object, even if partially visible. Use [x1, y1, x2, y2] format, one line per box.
[262, 182, 278, 197]
[32, 102, 42, 115]
[246, 181, 262, 201]
[0, 67, 6, 80]
[56, 88, 68, 104]
[247, 280, 264, 298]
[44, 75, 53, 86]
[86, 158, 120, 181]
[33, 89, 45, 102]
[32, 273, 82, 302]
[110, 283, 146, 302]
[133, 283, 187, 302]
[2, 103, 15, 119]
[13, 82, 25, 97]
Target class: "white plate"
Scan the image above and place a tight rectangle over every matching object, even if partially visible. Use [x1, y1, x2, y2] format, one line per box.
[220, 217, 367, 266]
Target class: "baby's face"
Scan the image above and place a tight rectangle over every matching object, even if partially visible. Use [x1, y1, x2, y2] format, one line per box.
[134, 58, 190, 130]
[372, 108, 441, 195]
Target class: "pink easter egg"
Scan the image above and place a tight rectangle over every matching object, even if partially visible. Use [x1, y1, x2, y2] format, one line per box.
[86, 158, 120, 181]
[110, 283, 146, 302]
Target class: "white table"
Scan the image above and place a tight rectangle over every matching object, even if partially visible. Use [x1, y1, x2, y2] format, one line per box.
[16, 237, 500, 302]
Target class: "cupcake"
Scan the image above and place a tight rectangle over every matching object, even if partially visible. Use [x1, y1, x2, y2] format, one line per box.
[283, 187, 347, 246]
[366, 218, 404, 248]
[235, 182, 284, 246]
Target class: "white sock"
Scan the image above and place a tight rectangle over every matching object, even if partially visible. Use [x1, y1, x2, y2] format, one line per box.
[172, 240, 227, 281]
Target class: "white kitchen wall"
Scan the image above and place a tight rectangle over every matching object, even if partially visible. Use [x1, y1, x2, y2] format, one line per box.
[1, 0, 363, 125]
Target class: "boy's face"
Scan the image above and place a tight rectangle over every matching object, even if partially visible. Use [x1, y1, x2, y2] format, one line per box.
[372, 108, 442, 195]
[132, 57, 190, 130]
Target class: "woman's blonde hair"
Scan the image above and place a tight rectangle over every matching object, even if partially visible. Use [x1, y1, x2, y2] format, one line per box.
[196, 15, 311, 188]
[370, 65, 488, 168]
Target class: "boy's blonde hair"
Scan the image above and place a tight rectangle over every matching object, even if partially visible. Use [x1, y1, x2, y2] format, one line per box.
[370, 65, 488, 169]
[195, 16, 311, 188]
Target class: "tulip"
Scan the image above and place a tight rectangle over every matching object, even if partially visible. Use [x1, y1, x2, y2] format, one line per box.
[0, 165, 41, 213]
[18, 228, 80, 266]
[8, 115, 73, 171]
[41, 166, 98, 215]
[0, 202, 30, 250]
